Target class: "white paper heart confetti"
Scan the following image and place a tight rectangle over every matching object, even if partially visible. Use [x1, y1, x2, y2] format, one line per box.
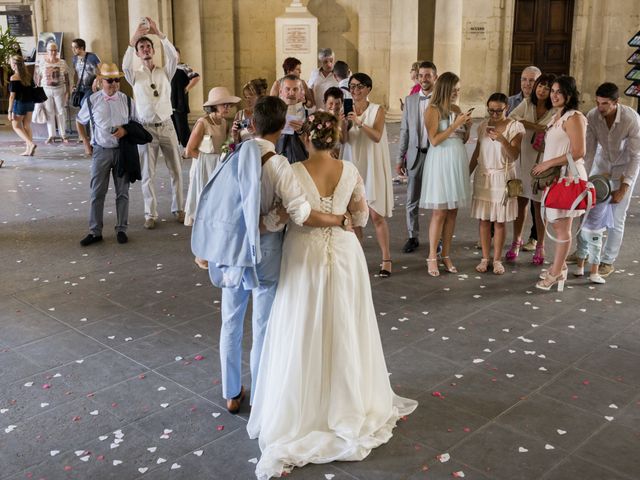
[193, 450, 203, 456]
[518, 447, 528, 453]
[437, 453, 450, 462]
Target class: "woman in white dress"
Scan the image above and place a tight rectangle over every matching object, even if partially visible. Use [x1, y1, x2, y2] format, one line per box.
[343, 73, 395, 277]
[507, 73, 556, 265]
[531, 76, 588, 291]
[469, 93, 524, 275]
[34, 42, 71, 144]
[419, 72, 473, 276]
[247, 112, 418, 480]
[183, 87, 239, 226]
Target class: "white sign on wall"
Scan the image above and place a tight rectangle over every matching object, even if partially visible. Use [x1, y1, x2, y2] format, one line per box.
[283, 25, 310, 54]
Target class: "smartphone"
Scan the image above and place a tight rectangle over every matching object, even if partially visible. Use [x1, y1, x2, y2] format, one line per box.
[466, 107, 475, 115]
[486, 125, 496, 133]
[139, 17, 150, 29]
[343, 98, 353, 116]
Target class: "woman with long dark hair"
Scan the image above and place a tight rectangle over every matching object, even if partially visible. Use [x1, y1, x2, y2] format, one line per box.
[531, 75, 588, 291]
[7, 55, 36, 156]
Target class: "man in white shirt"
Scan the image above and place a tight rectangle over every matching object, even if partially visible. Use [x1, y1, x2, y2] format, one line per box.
[396, 61, 438, 253]
[584, 82, 640, 277]
[123, 17, 184, 229]
[308, 48, 339, 110]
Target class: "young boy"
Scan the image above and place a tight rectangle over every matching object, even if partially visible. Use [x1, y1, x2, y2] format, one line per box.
[573, 199, 614, 284]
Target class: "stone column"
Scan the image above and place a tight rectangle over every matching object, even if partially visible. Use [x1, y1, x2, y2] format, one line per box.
[357, 0, 391, 108]
[77, 0, 117, 62]
[387, 0, 419, 121]
[173, 0, 204, 114]
[433, 0, 462, 75]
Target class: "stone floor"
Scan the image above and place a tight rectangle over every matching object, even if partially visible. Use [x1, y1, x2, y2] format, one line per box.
[1, 122, 639, 480]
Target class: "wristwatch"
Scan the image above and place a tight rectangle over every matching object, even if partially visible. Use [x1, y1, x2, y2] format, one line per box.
[342, 214, 350, 227]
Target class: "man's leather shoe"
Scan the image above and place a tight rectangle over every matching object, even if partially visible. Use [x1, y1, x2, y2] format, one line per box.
[80, 234, 103, 246]
[226, 386, 245, 414]
[402, 237, 419, 253]
[116, 231, 128, 244]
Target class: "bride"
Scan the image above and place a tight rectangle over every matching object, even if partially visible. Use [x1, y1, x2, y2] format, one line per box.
[247, 111, 418, 479]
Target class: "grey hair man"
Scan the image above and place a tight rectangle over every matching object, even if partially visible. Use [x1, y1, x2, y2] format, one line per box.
[122, 16, 185, 229]
[507, 65, 541, 114]
[308, 48, 338, 110]
[397, 61, 438, 253]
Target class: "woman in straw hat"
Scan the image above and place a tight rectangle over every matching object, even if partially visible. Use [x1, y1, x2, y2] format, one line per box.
[184, 86, 240, 226]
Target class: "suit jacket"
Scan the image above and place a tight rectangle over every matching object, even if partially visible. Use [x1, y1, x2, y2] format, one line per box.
[118, 120, 151, 182]
[398, 93, 430, 170]
[190, 140, 262, 289]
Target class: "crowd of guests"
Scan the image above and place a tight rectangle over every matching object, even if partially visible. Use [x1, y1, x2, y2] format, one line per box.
[5, 18, 640, 292]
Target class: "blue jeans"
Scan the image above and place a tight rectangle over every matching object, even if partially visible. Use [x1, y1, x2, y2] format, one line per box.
[576, 229, 603, 266]
[215, 231, 283, 402]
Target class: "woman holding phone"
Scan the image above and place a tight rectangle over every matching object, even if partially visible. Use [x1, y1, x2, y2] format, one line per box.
[469, 93, 524, 274]
[419, 72, 473, 276]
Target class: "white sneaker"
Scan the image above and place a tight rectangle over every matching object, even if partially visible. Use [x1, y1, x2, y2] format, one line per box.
[589, 273, 606, 284]
[573, 266, 584, 277]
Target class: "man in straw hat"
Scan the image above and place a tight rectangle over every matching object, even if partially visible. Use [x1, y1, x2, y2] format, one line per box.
[123, 16, 184, 229]
[77, 63, 135, 246]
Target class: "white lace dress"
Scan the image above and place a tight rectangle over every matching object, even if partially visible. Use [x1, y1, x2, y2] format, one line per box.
[247, 161, 417, 480]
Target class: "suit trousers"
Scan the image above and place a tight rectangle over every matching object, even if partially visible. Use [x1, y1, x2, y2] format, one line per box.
[406, 151, 426, 238]
[43, 86, 67, 138]
[602, 178, 636, 265]
[139, 120, 184, 220]
[89, 146, 130, 235]
[217, 231, 284, 402]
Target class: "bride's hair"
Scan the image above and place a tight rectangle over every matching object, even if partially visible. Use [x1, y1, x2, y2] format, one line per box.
[304, 111, 339, 151]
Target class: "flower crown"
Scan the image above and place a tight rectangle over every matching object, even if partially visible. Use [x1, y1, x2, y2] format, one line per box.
[305, 113, 338, 145]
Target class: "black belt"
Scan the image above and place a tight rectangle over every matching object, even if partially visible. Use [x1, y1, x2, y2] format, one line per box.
[144, 121, 166, 127]
[417, 147, 429, 154]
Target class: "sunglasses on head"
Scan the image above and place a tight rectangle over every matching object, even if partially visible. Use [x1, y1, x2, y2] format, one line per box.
[105, 78, 120, 84]
[150, 83, 159, 97]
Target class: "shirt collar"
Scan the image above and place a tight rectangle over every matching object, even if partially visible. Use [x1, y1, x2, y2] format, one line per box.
[419, 90, 432, 99]
[254, 137, 276, 154]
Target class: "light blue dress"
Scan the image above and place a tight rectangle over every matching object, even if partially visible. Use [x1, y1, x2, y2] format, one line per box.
[419, 113, 471, 210]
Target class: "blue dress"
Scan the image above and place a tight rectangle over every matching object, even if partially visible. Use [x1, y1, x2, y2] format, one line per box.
[419, 113, 470, 209]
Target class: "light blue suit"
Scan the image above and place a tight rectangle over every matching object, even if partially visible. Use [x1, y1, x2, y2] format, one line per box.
[191, 139, 284, 402]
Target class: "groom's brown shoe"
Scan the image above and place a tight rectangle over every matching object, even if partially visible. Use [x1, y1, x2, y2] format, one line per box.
[226, 386, 245, 414]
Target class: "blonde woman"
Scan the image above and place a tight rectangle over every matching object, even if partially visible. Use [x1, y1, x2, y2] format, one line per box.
[7, 55, 36, 156]
[232, 78, 268, 143]
[35, 42, 70, 143]
[419, 72, 473, 276]
[183, 87, 239, 226]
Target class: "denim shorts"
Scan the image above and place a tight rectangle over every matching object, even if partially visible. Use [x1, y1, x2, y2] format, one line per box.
[13, 100, 35, 116]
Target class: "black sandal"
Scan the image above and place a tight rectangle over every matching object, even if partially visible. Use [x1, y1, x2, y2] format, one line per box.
[379, 259, 392, 278]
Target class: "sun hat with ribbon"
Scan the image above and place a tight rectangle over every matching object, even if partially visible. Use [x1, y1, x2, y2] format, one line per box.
[97, 63, 125, 79]
[203, 86, 241, 107]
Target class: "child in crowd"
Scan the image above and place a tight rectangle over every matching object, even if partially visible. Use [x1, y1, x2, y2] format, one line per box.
[573, 199, 613, 284]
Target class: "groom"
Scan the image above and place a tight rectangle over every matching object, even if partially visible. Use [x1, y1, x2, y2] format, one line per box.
[192, 96, 351, 413]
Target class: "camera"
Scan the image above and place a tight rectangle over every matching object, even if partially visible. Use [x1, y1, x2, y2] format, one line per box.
[236, 119, 250, 129]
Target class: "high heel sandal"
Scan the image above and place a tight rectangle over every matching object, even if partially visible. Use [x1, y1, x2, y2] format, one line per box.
[426, 258, 440, 277]
[532, 244, 545, 265]
[475, 258, 489, 273]
[505, 239, 523, 262]
[536, 270, 566, 292]
[379, 259, 392, 278]
[493, 260, 505, 275]
[441, 256, 457, 273]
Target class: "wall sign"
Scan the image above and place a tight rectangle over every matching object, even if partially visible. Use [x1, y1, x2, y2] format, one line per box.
[283, 24, 310, 54]
[465, 21, 487, 40]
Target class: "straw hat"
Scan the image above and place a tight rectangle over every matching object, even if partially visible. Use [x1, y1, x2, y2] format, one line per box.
[203, 86, 240, 107]
[97, 63, 125, 79]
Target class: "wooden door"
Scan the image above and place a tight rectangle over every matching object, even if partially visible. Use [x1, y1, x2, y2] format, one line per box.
[509, 0, 575, 95]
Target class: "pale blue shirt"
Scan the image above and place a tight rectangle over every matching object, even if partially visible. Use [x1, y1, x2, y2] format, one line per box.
[77, 91, 134, 148]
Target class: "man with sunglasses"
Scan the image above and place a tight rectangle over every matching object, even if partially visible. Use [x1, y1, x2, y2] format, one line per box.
[77, 63, 135, 247]
[123, 16, 184, 229]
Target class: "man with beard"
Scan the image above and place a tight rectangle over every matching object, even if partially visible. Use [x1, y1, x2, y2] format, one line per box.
[275, 75, 308, 164]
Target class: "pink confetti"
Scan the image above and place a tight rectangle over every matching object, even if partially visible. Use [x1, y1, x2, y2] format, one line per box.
[111, 403, 118, 408]
[42, 384, 51, 389]
[64, 466, 72, 471]
[582, 380, 590, 385]
[216, 425, 224, 431]
[194, 355, 204, 361]
[72, 416, 81, 422]
[97, 455, 105, 461]
[432, 391, 443, 398]
[463, 427, 471, 432]
[138, 374, 146, 380]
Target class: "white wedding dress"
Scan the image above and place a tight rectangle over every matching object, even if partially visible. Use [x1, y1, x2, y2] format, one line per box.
[247, 161, 418, 480]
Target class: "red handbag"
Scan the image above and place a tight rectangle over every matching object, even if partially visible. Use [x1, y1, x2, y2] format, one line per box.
[543, 153, 596, 210]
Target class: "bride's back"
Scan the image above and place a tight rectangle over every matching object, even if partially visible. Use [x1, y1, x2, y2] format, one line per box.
[300, 158, 344, 198]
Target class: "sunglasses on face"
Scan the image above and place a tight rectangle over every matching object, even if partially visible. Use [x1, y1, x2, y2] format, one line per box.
[349, 83, 367, 91]
[150, 83, 159, 97]
[105, 78, 120, 84]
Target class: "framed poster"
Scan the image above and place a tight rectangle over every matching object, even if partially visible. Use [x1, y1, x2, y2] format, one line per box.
[37, 32, 63, 59]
